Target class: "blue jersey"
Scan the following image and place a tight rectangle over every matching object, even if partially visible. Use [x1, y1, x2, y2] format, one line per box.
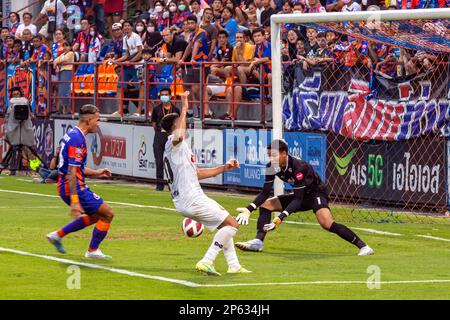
[58, 126, 87, 196]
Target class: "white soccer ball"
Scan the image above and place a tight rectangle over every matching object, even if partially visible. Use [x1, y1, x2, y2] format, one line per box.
[181, 218, 204, 238]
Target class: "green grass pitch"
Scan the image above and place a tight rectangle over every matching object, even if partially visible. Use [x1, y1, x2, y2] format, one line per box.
[0, 175, 449, 299]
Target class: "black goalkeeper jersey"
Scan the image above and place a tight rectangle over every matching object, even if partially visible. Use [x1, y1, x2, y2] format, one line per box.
[247, 156, 328, 215]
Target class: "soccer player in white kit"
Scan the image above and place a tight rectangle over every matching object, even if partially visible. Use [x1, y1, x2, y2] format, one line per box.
[161, 91, 251, 276]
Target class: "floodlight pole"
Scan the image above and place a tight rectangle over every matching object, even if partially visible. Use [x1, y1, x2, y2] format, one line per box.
[270, 8, 450, 196]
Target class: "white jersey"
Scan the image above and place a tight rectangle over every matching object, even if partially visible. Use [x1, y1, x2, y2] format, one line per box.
[164, 134, 204, 208]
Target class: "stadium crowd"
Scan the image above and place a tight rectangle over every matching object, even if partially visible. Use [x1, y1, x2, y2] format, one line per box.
[0, 0, 447, 119]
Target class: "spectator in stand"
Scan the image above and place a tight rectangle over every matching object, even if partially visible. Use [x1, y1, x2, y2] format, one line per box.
[180, 20, 193, 42]
[51, 29, 65, 60]
[8, 12, 21, 38]
[171, 0, 191, 29]
[215, 7, 238, 47]
[1, 27, 10, 44]
[211, 30, 233, 80]
[298, 32, 333, 70]
[151, 1, 170, 31]
[237, 28, 271, 94]
[233, 30, 255, 75]
[190, 0, 204, 23]
[72, 18, 91, 62]
[181, 14, 209, 116]
[26, 35, 51, 66]
[0, 29, 9, 60]
[205, 30, 233, 120]
[326, 0, 344, 12]
[21, 29, 35, 62]
[326, 31, 338, 45]
[15, 13, 37, 39]
[260, 0, 277, 27]
[305, 0, 326, 12]
[225, 0, 247, 26]
[112, 20, 144, 116]
[305, 27, 319, 54]
[105, 23, 124, 60]
[200, 7, 218, 60]
[135, 20, 148, 43]
[34, 0, 67, 39]
[53, 41, 75, 114]
[293, 1, 305, 13]
[144, 20, 163, 56]
[341, 0, 362, 11]
[159, 27, 188, 64]
[285, 29, 301, 61]
[212, 0, 224, 22]
[7, 40, 23, 65]
[88, 25, 102, 63]
[151, 87, 180, 191]
[1, 36, 14, 61]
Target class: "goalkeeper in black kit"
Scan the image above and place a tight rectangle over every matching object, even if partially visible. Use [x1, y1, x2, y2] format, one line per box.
[235, 139, 374, 256]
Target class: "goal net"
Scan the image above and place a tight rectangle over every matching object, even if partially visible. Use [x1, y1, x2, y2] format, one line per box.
[271, 9, 450, 223]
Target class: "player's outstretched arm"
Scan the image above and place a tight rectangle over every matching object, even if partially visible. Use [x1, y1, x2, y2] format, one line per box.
[85, 167, 112, 178]
[172, 91, 190, 146]
[196, 159, 240, 180]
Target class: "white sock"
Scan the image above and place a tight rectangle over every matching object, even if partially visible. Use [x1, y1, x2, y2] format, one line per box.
[223, 238, 241, 270]
[201, 226, 237, 264]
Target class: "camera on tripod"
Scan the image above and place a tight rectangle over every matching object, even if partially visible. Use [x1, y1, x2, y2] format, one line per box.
[0, 87, 45, 174]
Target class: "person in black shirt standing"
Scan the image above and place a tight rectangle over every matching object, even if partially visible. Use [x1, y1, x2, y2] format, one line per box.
[235, 139, 374, 256]
[159, 27, 188, 64]
[151, 87, 180, 191]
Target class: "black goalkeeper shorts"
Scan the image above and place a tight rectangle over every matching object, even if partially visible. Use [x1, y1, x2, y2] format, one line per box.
[277, 191, 330, 214]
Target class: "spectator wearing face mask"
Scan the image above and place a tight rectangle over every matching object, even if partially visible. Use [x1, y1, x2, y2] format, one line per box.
[135, 20, 148, 44]
[151, 1, 170, 31]
[88, 25, 102, 63]
[151, 87, 180, 191]
[171, 0, 192, 29]
[144, 20, 163, 56]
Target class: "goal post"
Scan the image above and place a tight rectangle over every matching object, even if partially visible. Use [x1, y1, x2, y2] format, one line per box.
[271, 8, 450, 221]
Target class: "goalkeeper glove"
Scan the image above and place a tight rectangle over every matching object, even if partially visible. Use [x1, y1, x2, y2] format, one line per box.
[263, 213, 287, 232]
[236, 207, 251, 225]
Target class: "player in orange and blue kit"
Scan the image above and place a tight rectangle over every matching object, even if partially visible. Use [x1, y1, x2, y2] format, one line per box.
[47, 104, 115, 259]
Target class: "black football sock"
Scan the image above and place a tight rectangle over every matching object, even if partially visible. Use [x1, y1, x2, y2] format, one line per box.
[256, 207, 272, 242]
[329, 222, 366, 249]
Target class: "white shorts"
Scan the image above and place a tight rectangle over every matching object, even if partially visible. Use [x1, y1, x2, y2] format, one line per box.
[176, 195, 229, 232]
[207, 85, 226, 96]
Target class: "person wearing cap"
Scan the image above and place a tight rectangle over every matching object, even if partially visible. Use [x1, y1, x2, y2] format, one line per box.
[108, 23, 124, 60]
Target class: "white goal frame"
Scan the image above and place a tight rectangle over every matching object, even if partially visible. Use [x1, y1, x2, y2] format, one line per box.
[270, 8, 450, 195]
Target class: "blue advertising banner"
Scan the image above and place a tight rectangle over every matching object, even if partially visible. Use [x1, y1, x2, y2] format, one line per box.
[224, 129, 271, 188]
[283, 132, 327, 182]
[224, 129, 327, 188]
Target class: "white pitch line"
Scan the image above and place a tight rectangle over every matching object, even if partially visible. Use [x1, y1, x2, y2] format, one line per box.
[2, 247, 450, 288]
[416, 235, 450, 242]
[0, 189, 177, 212]
[0, 247, 200, 287]
[200, 279, 450, 288]
[2, 189, 448, 242]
